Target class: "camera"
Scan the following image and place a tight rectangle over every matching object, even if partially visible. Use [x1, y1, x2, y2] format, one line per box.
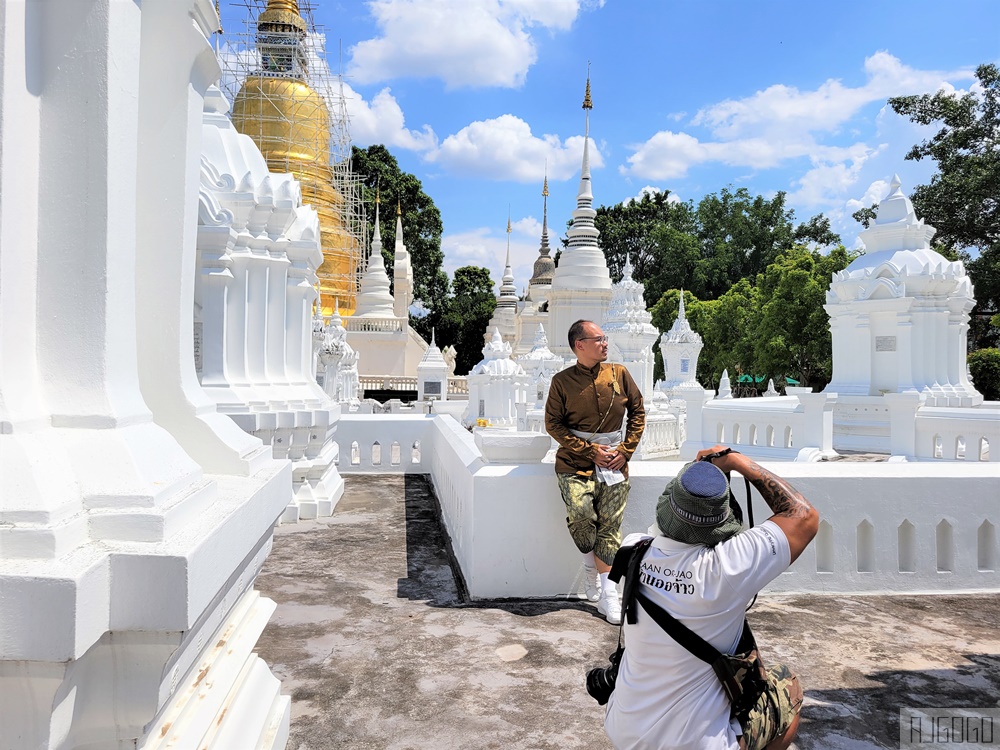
[586, 646, 622, 705]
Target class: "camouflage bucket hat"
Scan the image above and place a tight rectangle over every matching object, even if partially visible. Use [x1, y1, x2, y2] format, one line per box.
[656, 460, 743, 546]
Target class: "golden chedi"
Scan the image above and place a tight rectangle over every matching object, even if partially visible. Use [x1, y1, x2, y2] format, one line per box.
[232, 0, 356, 315]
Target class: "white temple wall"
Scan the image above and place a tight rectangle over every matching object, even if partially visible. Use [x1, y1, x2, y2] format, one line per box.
[331, 416, 1000, 598]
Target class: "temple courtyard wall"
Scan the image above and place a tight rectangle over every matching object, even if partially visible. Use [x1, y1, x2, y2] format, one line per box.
[334, 414, 1000, 600]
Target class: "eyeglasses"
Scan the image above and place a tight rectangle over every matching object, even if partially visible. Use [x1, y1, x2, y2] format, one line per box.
[579, 335, 608, 344]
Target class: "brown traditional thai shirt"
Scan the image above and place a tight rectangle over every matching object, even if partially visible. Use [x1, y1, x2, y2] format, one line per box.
[545, 361, 646, 477]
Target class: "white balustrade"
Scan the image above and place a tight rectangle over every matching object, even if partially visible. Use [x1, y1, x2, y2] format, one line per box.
[914, 405, 999, 462]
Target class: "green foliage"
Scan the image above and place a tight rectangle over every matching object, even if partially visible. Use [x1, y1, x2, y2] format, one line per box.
[648, 246, 855, 391]
[968, 348, 1000, 401]
[888, 63, 1000, 349]
[436, 266, 497, 376]
[793, 214, 842, 247]
[351, 145, 449, 336]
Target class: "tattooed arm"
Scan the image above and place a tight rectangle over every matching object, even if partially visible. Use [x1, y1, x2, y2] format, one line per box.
[697, 445, 820, 563]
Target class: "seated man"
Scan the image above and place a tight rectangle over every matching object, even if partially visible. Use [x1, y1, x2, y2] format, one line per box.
[604, 445, 818, 750]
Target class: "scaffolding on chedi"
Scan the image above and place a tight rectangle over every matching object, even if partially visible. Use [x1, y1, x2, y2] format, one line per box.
[216, 0, 366, 316]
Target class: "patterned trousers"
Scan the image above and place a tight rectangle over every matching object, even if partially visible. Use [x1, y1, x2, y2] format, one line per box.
[555, 474, 630, 567]
[738, 663, 804, 750]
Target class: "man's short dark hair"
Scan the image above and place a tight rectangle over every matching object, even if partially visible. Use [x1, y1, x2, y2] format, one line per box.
[568, 319, 592, 350]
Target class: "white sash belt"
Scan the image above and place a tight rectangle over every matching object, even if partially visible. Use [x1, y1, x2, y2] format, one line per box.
[571, 429, 626, 485]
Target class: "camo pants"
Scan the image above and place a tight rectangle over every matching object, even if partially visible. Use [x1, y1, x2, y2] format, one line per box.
[555, 474, 629, 567]
[738, 663, 804, 750]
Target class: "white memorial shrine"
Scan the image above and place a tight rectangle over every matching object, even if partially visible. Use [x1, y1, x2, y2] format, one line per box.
[658, 294, 706, 395]
[464, 329, 529, 427]
[486, 217, 520, 346]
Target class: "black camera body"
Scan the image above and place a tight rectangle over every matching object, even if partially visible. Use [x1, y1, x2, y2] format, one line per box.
[586, 646, 623, 705]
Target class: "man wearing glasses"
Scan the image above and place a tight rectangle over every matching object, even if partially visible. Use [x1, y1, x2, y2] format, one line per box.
[545, 319, 646, 623]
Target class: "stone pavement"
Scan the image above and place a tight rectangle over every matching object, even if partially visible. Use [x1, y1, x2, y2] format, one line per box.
[255, 475, 1000, 750]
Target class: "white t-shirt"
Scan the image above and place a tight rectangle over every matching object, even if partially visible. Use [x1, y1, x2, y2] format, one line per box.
[604, 521, 791, 750]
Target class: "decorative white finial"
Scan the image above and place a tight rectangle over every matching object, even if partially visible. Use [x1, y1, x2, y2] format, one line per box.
[678, 290, 686, 320]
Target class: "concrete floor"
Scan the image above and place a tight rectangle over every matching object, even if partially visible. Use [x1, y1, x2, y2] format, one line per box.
[255, 475, 1000, 750]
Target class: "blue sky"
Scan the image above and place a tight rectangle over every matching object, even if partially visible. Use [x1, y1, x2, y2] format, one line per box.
[218, 0, 1000, 298]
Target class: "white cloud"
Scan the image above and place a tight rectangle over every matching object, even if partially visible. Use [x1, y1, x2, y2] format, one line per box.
[349, 0, 585, 89]
[343, 84, 438, 152]
[429, 115, 604, 181]
[442, 222, 543, 293]
[623, 52, 975, 181]
[787, 143, 886, 208]
[845, 178, 891, 216]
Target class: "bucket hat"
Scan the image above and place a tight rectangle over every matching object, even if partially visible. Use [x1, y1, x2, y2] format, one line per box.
[655, 460, 744, 546]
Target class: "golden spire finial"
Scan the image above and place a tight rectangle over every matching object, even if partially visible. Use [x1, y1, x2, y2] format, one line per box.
[582, 62, 593, 110]
[506, 208, 512, 234]
[397, 198, 402, 217]
[376, 183, 380, 205]
[266, 0, 301, 14]
[215, 0, 223, 33]
[542, 164, 549, 198]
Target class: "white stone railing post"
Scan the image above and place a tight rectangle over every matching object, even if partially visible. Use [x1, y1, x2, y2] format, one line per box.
[679, 389, 713, 458]
[885, 391, 927, 459]
[797, 392, 837, 453]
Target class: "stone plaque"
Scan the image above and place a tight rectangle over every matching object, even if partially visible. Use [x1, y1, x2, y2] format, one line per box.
[875, 336, 897, 352]
[424, 381, 442, 395]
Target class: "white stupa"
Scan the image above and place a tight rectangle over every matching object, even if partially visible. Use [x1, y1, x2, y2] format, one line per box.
[417, 329, 450, 402]
[392, 200, 413, 319]
[487, 213, 519, 346]
[658, 293, 704, 393]
[824, 176, 981, 406]
[464, 328, 528, 427]
[516, 324, 565, 407]
[547, 73, 612, 357]
[353, 196, 396, 319]
[513, 176, 556, 357]
[604, 255, 659, 402]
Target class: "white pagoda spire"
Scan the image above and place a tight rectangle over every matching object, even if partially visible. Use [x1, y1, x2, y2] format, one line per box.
[392, 198, 413, 318]
[547, 68, 612, 356]
[497, 210, 518, 309]
[528, 171, 555, 293]
[605, 253, 658, 402]
[353, 190, 396, 318]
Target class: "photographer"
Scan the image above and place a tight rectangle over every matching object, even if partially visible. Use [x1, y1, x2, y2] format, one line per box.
[603, 446, 818, 750]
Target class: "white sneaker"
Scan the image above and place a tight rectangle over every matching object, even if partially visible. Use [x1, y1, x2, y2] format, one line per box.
[598, 587, 622, 625]
[583, 566, 601, 602]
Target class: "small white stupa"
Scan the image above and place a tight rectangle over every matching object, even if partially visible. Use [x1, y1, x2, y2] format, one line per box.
[516, 324, 565, 408]
[417, 329, 450, 402]
[464, 328, 528, 427]
[487, 212, 519, 346]
[392, 200, 414, 319]
[605, 255, 659, 404]
[825, 176, 981, 406]
[658, 293, 704, 394]
[353, 194, 396, 319]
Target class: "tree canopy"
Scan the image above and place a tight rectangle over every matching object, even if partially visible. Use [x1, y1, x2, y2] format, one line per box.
[351, 144, 450, 340]
[887, 63, 1000, 347]
[435, 266, 497, 375]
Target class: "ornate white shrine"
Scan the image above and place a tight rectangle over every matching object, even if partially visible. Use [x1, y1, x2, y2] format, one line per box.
[317, 301, 361, 404]
[197, 86, 344, 523]
[417, 330, 451, 402]
[516, 324, 565, 408]
[464, 329, 529, 427]
[657, 294, 705, 395]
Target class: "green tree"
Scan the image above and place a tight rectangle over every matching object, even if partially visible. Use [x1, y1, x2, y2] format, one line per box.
[437, 266, 497, 376]
[594, 191, 696, 285]
[888, 63, 1000, 348]
[753, 246, 854, 389]
[351, 144, 450, 338]
[793, 214, 842, 247]
[968, 348, 1000, 401]
[694, 187, 797, 298]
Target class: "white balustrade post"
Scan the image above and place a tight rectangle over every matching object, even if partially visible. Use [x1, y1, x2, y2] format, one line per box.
[884, 391, 926, 459]
[797, 392, 837, 453]
[679, 389, 714, 459]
